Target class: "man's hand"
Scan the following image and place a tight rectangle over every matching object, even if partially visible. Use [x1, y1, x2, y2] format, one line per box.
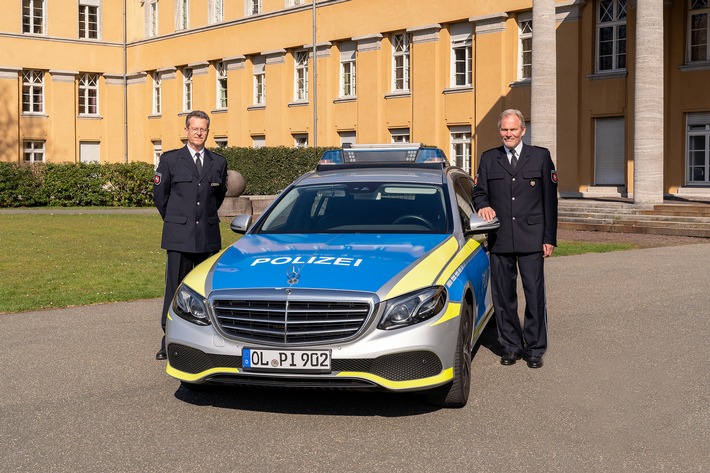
[477, 207, 496, 222]
[543, 244, 555, 258]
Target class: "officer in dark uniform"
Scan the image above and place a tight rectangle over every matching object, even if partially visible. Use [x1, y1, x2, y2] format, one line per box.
[473, 109, 558, 369]
[153, 110, 228, 360]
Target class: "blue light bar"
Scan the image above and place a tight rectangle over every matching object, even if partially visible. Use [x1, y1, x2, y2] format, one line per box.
[317, 144, 449, 169]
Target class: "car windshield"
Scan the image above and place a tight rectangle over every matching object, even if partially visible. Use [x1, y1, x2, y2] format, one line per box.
[257, 182, 450, 234]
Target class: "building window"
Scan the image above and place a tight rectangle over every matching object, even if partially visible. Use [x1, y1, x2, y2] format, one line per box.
[293, 134, 308, 147]
[80, 142, 100, 163]
[211, 0, 223, 23]
[214, 137, 228, 148]
[518, 14, 533, 80]
[252, 135, 265, 148]
[391, 128, 410, 143]
[22, 0, 45, 34]
[148, 0, 159, 37]
[79, 73, 99, 115]
[294, 50, 309, 102]
[597, 0, 627, 72]
[594, 117, 625, 186]
[450, 126, 472, 173]
[78, 1, 100, 39]
[216, 62, 228, 109]
[339, 131, 356, 147]
[689, 0, 710, 62]
[340, 41, 357, 97]
[450, 23, 472, 87]
[253, 57, 265, 105]
[286, 0, 303, 6]
[22, 70, 44, 114]
[183, 68, 193, 111]
[176, 0, 189, 30]
[152, 72, 162, 115]
[23, 140, 45, 163]
[246, 0, 261, 16]
[153, 141, 162, 168]
[687, 113, 710, 184]
[392, 33, 410, 92]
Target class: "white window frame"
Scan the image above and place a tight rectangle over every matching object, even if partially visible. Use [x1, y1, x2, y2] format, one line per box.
[148, 0, 159, 37]
[293, 134, 308, 148]
[294, 50, 309, 102]
[210, 0, 223, 24]
[253, 58, 266, 105]
[176, 0, 189, 30]
[152, 71, 162, 115]
[450, 23, 472, 87]
[450, 126, 472, 173]
[153, 141, 162, 168]
[518, 13, 533, 80]
[686, 113, 710, 185]
[339, 131, 356, 147]
[22, 70, 44, 114]
[79, 73, 99, 116]
[285, 0, 303, 7]
[216, 61, 228, 109]
[22, 0, 45, 35]
[246, 0, 261, 16]
[392, 33, 410, 92]
[390, 128, 410, 143]
[689, 0, 710, 62]
[80, 141, 101, 163]
[340, 41, 356, 97]
[252, 135, 265, 148]
[23, 140, 46, 163]
[596, 0, 627, 72]
[78, 0, 100, 40]
[183, 67, 193, 111]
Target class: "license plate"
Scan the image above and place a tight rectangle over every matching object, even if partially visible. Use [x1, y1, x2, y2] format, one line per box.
[242, 348, 331, 372]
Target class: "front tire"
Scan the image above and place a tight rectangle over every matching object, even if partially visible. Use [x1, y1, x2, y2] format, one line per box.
[427, 302, 474, 408]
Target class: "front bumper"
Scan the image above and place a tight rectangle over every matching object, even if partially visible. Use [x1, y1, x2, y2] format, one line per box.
[165, 300, 462, 392]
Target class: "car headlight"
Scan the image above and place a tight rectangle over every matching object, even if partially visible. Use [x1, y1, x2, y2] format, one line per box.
[378, 286, 447, 330]
[172, 284, 211, 326]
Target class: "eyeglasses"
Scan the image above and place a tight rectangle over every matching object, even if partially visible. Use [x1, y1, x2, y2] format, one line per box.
[188, 127, 209, 135]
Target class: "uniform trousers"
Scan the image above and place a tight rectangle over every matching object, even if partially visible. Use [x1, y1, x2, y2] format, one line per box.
[489, 251, 548, 358]
[160, 250, 214, 350]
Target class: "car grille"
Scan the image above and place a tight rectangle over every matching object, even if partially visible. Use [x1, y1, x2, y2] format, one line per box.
[212, 299, 371, 345]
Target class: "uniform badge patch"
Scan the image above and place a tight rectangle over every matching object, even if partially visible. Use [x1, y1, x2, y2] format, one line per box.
[154, 172, 162, 185]
[551, 170, 558, 184]
[473, 174, 479, 187]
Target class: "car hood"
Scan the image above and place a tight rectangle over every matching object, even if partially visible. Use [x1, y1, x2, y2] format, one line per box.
[207, 233, 455, 296]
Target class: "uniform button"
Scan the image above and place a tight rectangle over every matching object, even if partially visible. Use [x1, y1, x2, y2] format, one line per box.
[197, 202, 201, 206]
[512, 217, 516, 220]
[512, 178, 516, 181]
[196, 221, 199, 224]
[512, 197, 516, 201]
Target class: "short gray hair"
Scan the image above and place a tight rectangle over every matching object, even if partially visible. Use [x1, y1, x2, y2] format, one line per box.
[185, 110, 211, 129]
[498, 109, 526, 129]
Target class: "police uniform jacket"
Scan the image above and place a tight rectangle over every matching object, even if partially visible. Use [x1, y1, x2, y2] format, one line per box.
[473, 144, 558, 254]
[153, 146, 228, 254]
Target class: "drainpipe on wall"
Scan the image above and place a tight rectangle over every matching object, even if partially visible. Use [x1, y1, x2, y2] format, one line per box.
[123, 0, 128, 163]
[312, 0, 318, 149]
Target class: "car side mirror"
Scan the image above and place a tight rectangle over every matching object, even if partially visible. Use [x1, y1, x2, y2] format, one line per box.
[467, 213, 500, 236]
[230, 214, 252, 234]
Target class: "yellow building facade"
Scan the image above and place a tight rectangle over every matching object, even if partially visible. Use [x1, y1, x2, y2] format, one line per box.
[1, 0, 709, 198]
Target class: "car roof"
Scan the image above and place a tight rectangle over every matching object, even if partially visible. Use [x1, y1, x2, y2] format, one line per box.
[296, 167, 448, 186]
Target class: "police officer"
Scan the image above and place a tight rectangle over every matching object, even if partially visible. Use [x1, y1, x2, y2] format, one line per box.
[473, 109, 558, 369]
[153, 110, 228, 360]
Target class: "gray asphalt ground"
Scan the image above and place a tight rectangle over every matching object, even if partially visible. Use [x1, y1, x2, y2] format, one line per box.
[1, 244, 708, 472]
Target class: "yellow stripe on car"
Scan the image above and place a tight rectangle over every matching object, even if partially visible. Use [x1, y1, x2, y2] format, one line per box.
[181, 248, 227, 297]
[384, 236, 459, 299]
[435, 238, 480, 286]
[430, 302, 461, 326]
[336, 368, 453, 390]
[166, 363, 239, 382]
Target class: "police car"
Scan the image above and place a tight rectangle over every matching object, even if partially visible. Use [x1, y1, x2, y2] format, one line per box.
[165, 144, 499, 408]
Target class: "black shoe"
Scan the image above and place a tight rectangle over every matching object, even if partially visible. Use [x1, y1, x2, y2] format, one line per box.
[526, 356, 543, 369]
[500, 352, 522, 366]
[155, 349, 167, 361]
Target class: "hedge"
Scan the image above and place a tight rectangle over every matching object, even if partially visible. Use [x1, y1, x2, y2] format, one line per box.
[0, 147, 332, 208]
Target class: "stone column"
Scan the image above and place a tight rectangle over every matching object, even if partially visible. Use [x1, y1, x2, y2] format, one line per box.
[531, 0, 557, 166]
[633, 0, 664, 205]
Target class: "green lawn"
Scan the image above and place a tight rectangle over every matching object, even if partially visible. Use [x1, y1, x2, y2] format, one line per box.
[0, 213, 635, 314]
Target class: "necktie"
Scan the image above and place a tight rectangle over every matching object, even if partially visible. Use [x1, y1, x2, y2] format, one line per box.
[195, 152, 203, 176]
[510, 149, 518, 170]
